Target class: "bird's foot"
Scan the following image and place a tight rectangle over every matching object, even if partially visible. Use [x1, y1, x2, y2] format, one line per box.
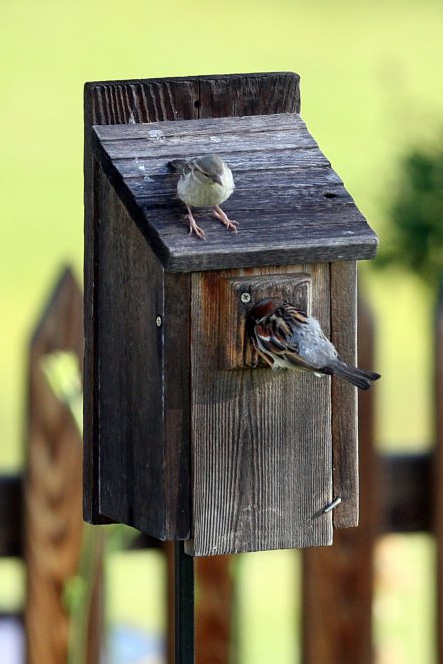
[212, 205, 238, 233]
[185, 208, 206, 240]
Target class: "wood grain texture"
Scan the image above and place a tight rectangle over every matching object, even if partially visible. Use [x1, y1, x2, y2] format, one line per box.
[85, 72, 300, 126]
[112, 152, 331, 179]
[24, 268, 102, 664]
[92, 113, 378, 273]
[329, 261, 358, 528]
[94, 171, 190, 539]
[187, 263, 333, 556]
[221, 272, 311, 369]
[83, 87, 100, 523]
[301, 295, 377, 664]
[197, 72, 300, 118]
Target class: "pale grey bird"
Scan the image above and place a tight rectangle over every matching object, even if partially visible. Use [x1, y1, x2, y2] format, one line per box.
[169, 154, 236, 240]
[247, 298, 381, 390]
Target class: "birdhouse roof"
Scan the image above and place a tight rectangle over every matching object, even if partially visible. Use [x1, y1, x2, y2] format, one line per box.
[92, 113, 378, 273]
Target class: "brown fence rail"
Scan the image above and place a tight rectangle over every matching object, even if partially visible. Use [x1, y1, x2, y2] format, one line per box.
[0, 268, 441, 663]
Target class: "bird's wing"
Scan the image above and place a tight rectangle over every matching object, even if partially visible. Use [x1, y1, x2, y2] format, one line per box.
[254, 314, 317, 372]
[168, 158, 188, 173]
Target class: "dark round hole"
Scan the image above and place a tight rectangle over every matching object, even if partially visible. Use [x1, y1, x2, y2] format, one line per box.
[324, 192, 338, 199]
[194, 100, 201, 109]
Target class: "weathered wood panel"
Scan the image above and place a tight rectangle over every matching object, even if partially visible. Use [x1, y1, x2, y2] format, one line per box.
[330, 261, 358, 528]
[86, 72, 299, 126]
[94, 170, 191, 539]
[24, 268, 102, 664]
[95, 167, 164, 531]
[188, 264, 333, 556]
[84, 102, 109, 525]
[198, 72, 300, 118]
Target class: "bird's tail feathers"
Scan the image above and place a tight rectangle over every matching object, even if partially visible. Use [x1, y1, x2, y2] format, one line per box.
[330, 362, 381, 391]
[168, 159, 187, 173]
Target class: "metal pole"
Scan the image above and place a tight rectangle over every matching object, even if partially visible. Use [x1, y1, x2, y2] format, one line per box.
[174, 541, 195, 663]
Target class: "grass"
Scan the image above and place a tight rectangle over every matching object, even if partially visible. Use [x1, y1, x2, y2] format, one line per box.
[1, 1, 442, 662]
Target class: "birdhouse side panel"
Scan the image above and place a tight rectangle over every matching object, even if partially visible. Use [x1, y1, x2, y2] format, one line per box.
[188, 263, 333, 556]
[94, 170, 168, 537]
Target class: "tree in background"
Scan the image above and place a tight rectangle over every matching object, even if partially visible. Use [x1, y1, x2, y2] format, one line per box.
[377, 138, 443, 288]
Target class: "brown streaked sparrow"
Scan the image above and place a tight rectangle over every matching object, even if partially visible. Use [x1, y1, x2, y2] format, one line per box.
[169, 155, 236, 240]
[247, 298, 381, 390]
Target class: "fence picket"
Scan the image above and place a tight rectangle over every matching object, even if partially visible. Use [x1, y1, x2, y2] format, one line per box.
[23, 267, 102, 664]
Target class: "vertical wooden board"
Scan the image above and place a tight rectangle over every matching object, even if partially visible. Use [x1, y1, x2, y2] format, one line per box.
[86, 72, 300, 126]
[96, 170, 167, 536]
[188, 264, 333, 556]
[87, 78, 200, 124]
[198, 72, 300, 117]
[84, 90, 103, 523]
[24, 269, 102, 664]
[330, 261, 358, 528]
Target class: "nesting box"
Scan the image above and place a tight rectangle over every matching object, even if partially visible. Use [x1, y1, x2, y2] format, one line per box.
[83, 73, 378, 555]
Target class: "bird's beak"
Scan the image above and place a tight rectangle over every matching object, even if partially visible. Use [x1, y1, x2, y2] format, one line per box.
[211, 174, 224, 186]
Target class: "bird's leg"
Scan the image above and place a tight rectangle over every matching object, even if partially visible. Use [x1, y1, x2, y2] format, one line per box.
[185, 205, 206, 240]
[212, 205, 239, 233]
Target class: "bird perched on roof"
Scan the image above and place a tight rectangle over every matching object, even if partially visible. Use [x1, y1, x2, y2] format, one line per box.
[247, 298, 381, 390]
[169, 155, 236, 240]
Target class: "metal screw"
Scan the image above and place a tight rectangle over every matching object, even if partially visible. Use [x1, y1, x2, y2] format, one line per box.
[156, 316, 162, 327]
[240, 292, 251, 304]
[323, 497, 342, 514]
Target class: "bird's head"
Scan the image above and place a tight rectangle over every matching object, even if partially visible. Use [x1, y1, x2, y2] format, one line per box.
[247, 298, 282, 323]
[193, 154, 226, 186]
[246, 298, 285, 339]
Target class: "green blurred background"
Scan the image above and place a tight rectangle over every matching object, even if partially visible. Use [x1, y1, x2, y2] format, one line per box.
[1, 0, 442, 662]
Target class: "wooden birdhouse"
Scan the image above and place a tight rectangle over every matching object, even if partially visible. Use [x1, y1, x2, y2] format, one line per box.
[83, 73, 378, 556]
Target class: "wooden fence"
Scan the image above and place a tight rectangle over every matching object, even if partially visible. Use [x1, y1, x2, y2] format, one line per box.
[0, 268, 442, 663]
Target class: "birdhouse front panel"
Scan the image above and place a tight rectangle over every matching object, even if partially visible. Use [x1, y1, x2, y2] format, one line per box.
[188, 263, 333, 555]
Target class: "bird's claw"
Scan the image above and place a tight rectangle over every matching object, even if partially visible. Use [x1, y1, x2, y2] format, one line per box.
[185, 213, 206, 240]
[212, 206, 239, 233]
[223, 219, 239, 233]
